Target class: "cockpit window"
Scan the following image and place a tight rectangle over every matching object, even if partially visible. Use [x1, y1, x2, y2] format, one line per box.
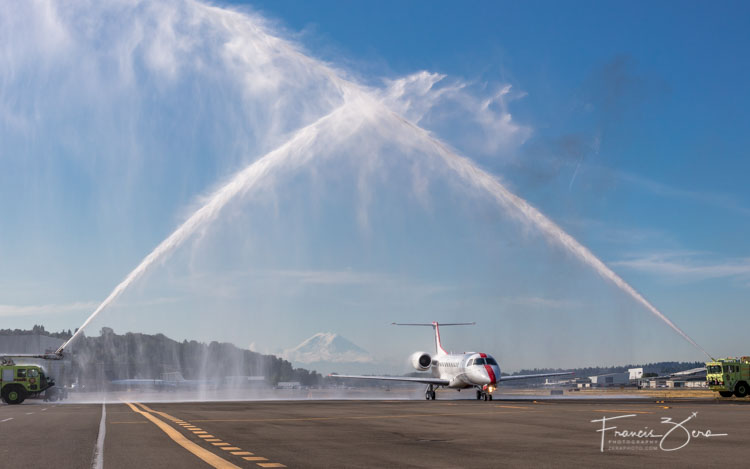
[474, 358, 486, 365]
[486, 358, 498, 366]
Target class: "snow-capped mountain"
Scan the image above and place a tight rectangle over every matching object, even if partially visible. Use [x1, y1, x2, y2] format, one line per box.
[283, 332, 373, 364]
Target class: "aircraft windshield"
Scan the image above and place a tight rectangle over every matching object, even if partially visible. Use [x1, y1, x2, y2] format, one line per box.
[486, 358, 498, 366]
[474, 358, 486, 365]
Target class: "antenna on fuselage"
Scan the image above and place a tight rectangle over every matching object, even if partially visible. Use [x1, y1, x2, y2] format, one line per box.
[392, 321, 475, 356]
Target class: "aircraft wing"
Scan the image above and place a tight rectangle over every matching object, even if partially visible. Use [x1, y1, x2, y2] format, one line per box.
[329, 374, 450, 386]
[498, 371, 574, 382]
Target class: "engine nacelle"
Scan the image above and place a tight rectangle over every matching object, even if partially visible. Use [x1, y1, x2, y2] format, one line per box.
[410, 351, 432, 371]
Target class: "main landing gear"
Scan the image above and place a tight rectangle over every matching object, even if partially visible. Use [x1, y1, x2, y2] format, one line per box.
[425, 384, 436, 400]
[476, 389, 493, 401]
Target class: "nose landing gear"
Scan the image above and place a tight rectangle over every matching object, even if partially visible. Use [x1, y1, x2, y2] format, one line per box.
[425, 384, 436, 400]
[476, 389, 493, 401]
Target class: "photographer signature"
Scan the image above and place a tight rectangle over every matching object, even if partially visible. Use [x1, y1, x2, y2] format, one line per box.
[591, 412, 727, 452]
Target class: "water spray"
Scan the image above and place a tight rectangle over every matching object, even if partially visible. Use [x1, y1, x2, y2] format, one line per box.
[390, 113, 714, 361]
[50, 2, 712, 362]
[56, 103, 356, 355]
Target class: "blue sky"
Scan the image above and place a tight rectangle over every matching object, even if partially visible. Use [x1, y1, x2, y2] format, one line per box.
[0, 1, 748, 372]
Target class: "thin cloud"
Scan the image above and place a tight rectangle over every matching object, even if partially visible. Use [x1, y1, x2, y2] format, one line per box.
[0, 297, 180, 318]
[612, 252, 750, 282]
[504, 296, 579, 309]
[565, 217, 669, 245]
[272, 269, 387, 285]
[0, 301, 98, 318]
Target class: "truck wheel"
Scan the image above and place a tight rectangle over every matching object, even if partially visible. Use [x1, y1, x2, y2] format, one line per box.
[735, 382, 749, 398]
[719, 391, 733, 398]
[2, 385, 27, 405]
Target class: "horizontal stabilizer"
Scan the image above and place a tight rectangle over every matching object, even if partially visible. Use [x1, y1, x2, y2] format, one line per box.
[392, 322, 475, 326]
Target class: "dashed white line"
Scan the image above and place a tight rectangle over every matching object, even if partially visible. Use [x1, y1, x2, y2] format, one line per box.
[25, 412, 34, 415]
[41, 408, 48, 411]
[1, 418, 13, 422]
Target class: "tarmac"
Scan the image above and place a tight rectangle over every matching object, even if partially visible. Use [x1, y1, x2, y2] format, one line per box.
[1, 394, 749, 468]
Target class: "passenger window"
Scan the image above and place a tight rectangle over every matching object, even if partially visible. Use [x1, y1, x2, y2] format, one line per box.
[17, 369, 26, 378]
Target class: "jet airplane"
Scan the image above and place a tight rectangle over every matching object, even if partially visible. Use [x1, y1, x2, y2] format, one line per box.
[331, 322, 573, 401]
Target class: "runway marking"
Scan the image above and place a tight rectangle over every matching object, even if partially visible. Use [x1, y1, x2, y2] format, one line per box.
[1, 418, 13, 422]
[41, 408, 48, 411]
[495, 405, 531, 409]
[243, 457, 268, 461]
[93, 403, 106, 469]
[129, 402, 287, 468]
[193, 431, 208, 434]
[231, 452, 254, 456]
[125, 402, 240, 469]
[25, 412, 34, 415]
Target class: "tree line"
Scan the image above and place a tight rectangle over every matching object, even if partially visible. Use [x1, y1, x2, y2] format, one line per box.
[1, 326, 322, 387]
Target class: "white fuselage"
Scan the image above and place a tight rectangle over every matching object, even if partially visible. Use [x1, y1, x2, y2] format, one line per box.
[430, 352, 502, 389]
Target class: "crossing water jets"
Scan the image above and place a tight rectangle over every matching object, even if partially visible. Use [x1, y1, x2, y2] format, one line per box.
[48, 0, 710, 360]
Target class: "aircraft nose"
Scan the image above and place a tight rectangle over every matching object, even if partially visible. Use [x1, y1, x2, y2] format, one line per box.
[480, 364, 498, 385]
[487, 365, 500, 384]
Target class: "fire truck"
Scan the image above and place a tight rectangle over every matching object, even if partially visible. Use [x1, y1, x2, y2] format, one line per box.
[706, 357, 750, 398]
[0, 356, 65, 404]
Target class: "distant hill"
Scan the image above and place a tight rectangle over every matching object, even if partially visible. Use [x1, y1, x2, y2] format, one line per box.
[1, 326, 322, 388]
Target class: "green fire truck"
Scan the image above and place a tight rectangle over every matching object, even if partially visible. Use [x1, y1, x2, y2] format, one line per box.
[706, 357, 750, 398]
[0, 357, 63, 405]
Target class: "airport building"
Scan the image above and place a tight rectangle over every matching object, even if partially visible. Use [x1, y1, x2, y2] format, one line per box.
[587, 372, 630, 387]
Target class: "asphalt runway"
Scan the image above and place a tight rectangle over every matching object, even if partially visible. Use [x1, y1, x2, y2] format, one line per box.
[2, 397, 749, 468]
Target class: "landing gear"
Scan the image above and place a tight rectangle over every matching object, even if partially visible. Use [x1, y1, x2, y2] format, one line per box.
[425, 384, 436, 400]
[476, 389, 493, 401]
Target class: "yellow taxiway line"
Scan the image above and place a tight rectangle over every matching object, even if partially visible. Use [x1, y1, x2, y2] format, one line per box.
[124, 401, 286, 468]
[124, 402, 240, 469]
